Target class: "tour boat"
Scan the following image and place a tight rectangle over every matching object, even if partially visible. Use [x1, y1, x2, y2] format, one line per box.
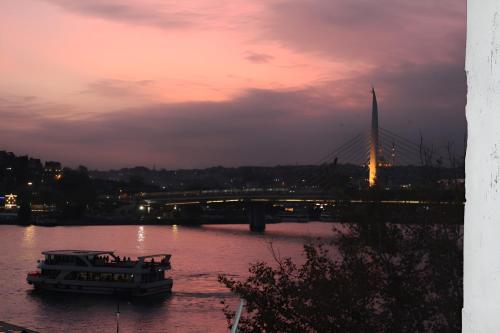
[26, 250, 173, 297]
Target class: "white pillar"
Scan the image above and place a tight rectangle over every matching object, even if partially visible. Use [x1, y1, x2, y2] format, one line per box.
[464, 1, 500, 331]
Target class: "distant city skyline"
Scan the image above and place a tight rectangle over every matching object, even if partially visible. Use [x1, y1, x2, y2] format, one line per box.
[0, 0, 466, 169]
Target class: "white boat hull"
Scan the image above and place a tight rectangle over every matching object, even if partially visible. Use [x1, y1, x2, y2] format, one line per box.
[28, 276, 173, 297]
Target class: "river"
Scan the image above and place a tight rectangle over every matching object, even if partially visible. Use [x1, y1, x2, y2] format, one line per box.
[0, 222, 336, 332]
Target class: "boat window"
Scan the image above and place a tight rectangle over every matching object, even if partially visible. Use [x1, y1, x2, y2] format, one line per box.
[67, 272, 135, 283]
[41, 269, 61, 278]
[75, 257, 87, 266]
[141, 270, 165, 282]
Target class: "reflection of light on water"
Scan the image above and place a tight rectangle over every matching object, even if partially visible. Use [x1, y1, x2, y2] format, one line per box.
[172, 225, 178, 237]
[137, 226, 145, 244]
[23, 225, 35, 247]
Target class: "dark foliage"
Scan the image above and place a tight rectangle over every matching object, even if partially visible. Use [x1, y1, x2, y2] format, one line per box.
[16, 188, 32, 224]
[219, 222, 462, 333]
[56, 167, 96, 218]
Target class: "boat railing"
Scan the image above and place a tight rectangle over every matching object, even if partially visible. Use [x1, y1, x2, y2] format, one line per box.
[92, 261, 138, 267]
[143, 263, 172, 270]
[38, 254, 171, 270]
[140, 256, 171, 269]
[91, 260, 171, 270]
[42, 260, 85, 266]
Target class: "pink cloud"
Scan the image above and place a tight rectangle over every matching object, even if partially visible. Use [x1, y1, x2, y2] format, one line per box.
[0, 0, 466, 168]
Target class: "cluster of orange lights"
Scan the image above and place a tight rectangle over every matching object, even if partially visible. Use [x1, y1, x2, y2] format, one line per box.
[4, 194, 17, 209]
[378, 161, 392, 167]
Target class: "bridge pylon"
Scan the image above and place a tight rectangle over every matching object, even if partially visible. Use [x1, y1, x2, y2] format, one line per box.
[369, 87, 380, 187]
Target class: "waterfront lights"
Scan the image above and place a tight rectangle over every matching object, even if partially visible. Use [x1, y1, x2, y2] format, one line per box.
[4, 194, 17, 209]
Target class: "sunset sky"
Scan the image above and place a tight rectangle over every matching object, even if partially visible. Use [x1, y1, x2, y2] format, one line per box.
[0, 0, 466, 169]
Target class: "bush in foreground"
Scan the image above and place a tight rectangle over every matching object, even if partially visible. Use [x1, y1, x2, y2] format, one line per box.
[219, 222, 462, 333]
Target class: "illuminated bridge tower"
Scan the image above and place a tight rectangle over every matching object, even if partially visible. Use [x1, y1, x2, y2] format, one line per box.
[369, 87, 379, 187]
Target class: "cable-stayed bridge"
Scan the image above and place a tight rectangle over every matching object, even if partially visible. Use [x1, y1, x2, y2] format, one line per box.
[307, 88, 452, 186]
[319, 127, 422, 170]
[278, 88, 445, 192]
[139, 88, 461, 231]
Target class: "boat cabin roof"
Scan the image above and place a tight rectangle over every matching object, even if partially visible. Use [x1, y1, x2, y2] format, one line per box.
[42, 250, 115, 257]
[137, 253, 170, 259]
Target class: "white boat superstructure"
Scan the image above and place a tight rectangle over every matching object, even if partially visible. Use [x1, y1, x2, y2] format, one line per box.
[27, 250, 173, 297]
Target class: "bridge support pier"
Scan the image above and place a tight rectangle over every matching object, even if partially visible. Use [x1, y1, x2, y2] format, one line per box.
[248, 203, 266, 232]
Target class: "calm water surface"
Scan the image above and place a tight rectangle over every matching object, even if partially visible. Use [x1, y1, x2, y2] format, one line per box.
[0, 222, 335, 332]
